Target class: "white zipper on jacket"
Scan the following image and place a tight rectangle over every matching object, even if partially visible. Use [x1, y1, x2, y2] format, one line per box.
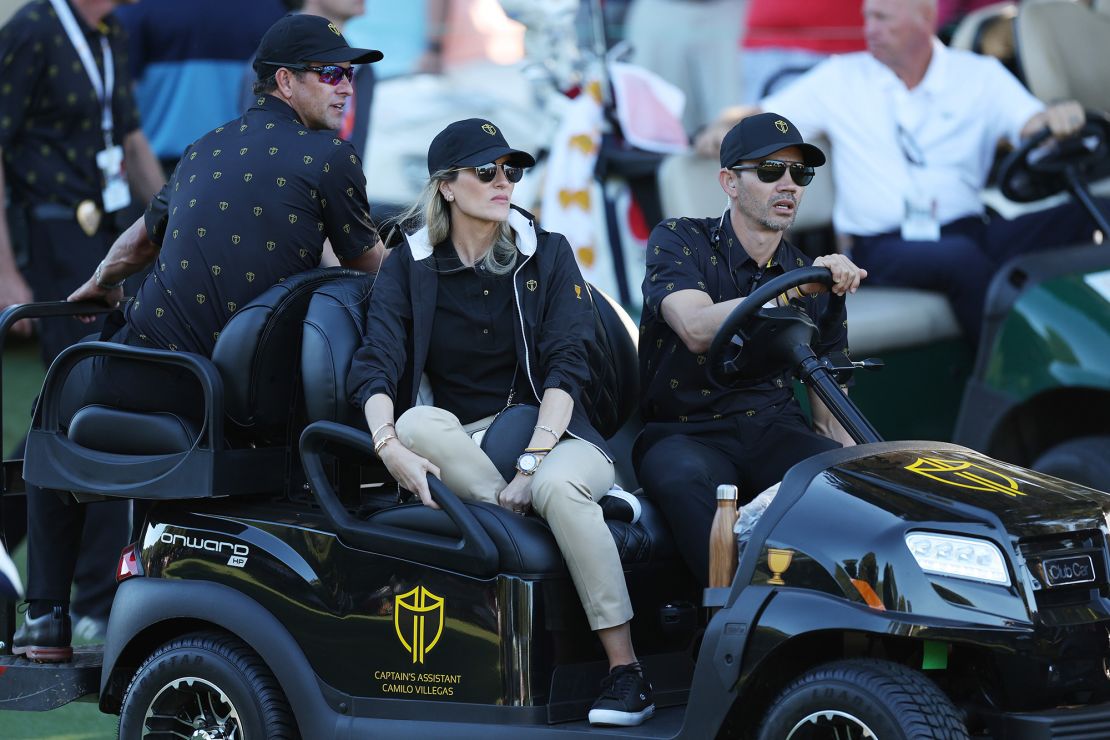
[511, 226, 613, 463]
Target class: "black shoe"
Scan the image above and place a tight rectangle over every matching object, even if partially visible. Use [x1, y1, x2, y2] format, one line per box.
[598, 488, 642, 524]
[588, 662, 655, 726]
[13, 605, 73, 663]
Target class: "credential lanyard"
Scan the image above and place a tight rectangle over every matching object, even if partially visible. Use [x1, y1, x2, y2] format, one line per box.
[49, 0, 114, 150]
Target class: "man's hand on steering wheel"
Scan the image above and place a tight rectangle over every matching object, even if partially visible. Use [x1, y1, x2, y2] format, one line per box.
[808, 254, 867, 297]
[1040, 101, 1087, 141]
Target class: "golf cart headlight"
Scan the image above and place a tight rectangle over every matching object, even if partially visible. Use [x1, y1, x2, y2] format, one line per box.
[905, 533, 1010, 586]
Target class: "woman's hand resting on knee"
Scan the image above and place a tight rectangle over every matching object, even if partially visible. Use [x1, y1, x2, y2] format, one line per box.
[379, 442, 443, 509]
[498, 474, 534, 516]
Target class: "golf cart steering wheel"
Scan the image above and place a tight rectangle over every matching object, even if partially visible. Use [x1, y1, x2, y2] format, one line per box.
[998, 111, 1110, 203]
[708, 266, 834, 385]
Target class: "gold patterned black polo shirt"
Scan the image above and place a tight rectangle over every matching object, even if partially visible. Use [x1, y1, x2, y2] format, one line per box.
[128, 95, 378, 356]
[639, 214, 848, 424]
[0, 0, 140, 211]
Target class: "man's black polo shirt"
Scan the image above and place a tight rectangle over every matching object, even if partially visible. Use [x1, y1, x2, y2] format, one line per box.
[0, 0, 140, 210]
[639, 214, 848, 424]
[128, 95, 378, 356]
[423, 242, 525, 425]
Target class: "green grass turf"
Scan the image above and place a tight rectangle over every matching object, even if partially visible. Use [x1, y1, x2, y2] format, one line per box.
[2, 339, 120, 738]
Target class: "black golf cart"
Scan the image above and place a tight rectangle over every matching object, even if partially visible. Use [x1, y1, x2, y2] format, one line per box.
[4, 250, 1110, 738]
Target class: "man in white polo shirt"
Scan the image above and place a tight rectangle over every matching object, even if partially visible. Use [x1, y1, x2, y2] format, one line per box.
[697, 0, 1101, 343]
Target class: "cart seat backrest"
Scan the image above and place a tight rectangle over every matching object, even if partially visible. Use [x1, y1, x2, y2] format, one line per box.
[300, 272, 375, 431]
[212, 267, 367, 443]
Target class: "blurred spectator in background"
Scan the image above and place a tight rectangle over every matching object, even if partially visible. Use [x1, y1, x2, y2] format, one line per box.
[116, 0, 287, 173]
[624, 0, 744, 134]
[741, 0, 865, 103]
[697, 0, 1098, 345]
[0, 0, 164, 641]
[937, 0, 1003, 34]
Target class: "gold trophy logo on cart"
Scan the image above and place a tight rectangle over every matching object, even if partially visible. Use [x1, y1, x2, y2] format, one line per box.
[766, 548, 795, 585]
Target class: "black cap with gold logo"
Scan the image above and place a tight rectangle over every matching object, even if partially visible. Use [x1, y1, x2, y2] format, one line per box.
[254, 13, 383, 78]
[720, 112, 826, 169]
[427, 118, 537, 175]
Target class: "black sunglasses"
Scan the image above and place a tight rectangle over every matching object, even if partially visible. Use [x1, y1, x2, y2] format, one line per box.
[732, 159, 815, 187]
[283, 63, 354, 86]
[453, 162, 525, 183]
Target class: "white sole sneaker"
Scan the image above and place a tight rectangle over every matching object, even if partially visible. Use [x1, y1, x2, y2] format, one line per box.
[588, 704, 656, 727]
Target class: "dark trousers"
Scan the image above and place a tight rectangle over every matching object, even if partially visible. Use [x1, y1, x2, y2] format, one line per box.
[24, 321, 203, 605]
[850, 200, 1105, 345]
[636, 404, 841, 586]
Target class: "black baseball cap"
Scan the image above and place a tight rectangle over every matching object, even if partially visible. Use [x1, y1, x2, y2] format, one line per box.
[720, 112, 826, 169]
[427, 118, 536, 175]
[254, 14, 383, 78]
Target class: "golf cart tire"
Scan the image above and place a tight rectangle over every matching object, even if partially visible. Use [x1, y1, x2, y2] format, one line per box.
[118, 630, 296, 740]
[756, 658, 968, 740]
[1032, 435, 1110, 491]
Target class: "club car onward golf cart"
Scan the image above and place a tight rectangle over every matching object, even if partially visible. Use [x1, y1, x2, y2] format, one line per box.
[5, 246, 1110, 739]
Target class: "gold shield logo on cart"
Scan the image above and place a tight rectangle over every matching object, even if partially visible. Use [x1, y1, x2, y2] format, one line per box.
[905, 457, 1025, 498]
[394, 586, 445, 664]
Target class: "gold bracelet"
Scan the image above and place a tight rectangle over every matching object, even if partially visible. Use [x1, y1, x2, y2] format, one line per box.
[524, 446, 553, 453]
[371, 421, 395, 441]
[373, 433, 397, 456]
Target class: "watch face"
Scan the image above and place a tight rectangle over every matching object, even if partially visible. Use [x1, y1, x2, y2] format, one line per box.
[517, 453, 539, 473]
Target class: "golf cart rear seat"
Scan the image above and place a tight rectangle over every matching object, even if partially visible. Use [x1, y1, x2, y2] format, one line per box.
[23, 267, 362, 500]
[299, 275, 678, 577]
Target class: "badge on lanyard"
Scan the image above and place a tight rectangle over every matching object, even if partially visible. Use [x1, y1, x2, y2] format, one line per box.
[49, 0, 130, 214]
[901, 194, 940, 242]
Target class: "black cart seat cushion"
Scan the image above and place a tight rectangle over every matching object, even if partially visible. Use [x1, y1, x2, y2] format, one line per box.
[367, 493, 674, 577]
[212, 267, 367, 440]
[301, 273, 375, 430]
[582, 285, 640, 440]
[68, 405, 200, 456]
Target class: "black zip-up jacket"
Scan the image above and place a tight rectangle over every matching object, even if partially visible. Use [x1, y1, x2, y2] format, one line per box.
[347, 206, 611, 460]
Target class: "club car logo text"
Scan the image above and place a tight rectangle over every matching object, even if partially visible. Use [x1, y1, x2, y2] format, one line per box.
[159, 532, 250, 568]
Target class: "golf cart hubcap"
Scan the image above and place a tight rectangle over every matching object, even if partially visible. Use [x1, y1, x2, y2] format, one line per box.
[143, 676, 242, 739]
[786, 709, 878, 739]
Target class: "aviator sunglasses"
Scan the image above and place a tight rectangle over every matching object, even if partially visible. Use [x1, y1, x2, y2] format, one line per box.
[283, 64, 355, 86]
[452, 162, 525, 183]
[732, 159, 815, 187]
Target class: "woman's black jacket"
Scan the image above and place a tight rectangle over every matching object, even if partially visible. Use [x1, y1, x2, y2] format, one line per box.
[347, 206, 612, 460]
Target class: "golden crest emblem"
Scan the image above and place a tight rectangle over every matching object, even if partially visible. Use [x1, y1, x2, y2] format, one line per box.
[268, 146, 278, 155]
[239, 147, 248, 156]
[253, 206, 263, 216]
[328, 22, 341, 36]
[299, 248, 308, 258]
[482, 123, 497, 136]
[905, 457, 1025, 498]
[239, 124, 248, 132]
[155, 307, 164, 318]
[227, 301, 236, 312]
[288, 214, 298, 224]
[180, 260, 189, 270]
[196, 228, 206, 238]
[212, 149, 221, 157]
[276, 177, 286, 187]
[343, 224, 351, 234]
[189, 199, 197, 208]
[218, 201, 229, 211]
[172, 229, 179, 239]
[212, 171, 222, 180]
[574, 284, 582, 300]
[231, 234, 240, 245]
[211, 265, 221, 276]
[774, 119, 789, 134]
[304, 155, 313, 165]
[265, 240, 275, 250]
[394, 586, 445, 664]
[669, 379, 679, 389]
[244, 173, 253, 183]
[195, 293, 206, 305]
[526, 279, 538, 292]
[189, 151, 197, 160]
[246, 272, 256, 282]
[767, 548, 794, 584]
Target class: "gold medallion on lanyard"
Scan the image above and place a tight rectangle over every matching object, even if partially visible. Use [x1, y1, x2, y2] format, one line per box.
[75, 199, 101, 237]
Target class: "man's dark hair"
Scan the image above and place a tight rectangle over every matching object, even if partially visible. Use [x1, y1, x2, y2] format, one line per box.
[252, 66, 304, 95]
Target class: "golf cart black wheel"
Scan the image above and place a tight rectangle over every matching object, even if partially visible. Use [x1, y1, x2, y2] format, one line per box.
[757, 658, 968, 740]
[1033, 435, 1110, 491]
[118, 630, 297, 740]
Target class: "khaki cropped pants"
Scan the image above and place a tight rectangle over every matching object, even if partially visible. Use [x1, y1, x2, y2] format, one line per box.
[396, 406, 632, 631]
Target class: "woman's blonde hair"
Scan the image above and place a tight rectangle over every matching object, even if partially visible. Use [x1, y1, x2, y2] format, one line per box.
[392, 169, 519, 275]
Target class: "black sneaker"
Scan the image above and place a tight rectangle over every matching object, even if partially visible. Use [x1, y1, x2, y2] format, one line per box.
[13, 605, 73, 663]
[598, 488, 642, 524]
[588, 662, 655, 726]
